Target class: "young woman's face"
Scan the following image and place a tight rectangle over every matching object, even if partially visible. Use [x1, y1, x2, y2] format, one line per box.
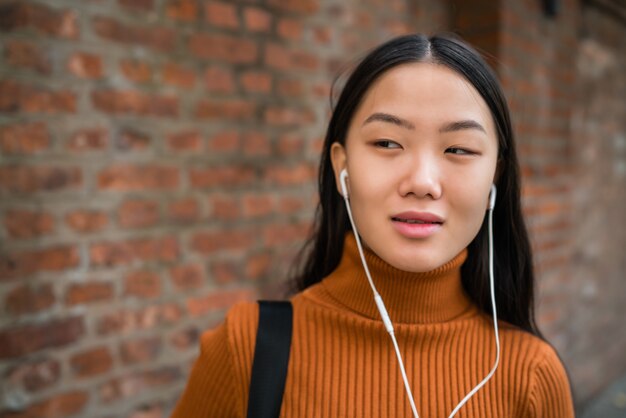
[331, 62, 499, 272]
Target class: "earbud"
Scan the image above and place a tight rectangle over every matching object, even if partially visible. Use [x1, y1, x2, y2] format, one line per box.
[340, 168, 349, 199]
[488, 184, 497, 211]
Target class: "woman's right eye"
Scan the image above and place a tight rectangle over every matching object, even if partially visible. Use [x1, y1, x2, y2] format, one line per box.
[373, 140, 401, 149]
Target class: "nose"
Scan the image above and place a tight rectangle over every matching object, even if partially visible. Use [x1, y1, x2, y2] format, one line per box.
[397, 154, 443, 200]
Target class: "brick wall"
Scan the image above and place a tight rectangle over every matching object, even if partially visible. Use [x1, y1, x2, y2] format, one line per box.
[565, 1, 626, 404]
[1, 0, 624, 416]
[0, 1, 449, 416]
[493, 0, 626, 407]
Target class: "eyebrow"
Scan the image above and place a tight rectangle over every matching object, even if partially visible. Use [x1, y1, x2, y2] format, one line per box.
[362, 112, 486, 134]
[363, 113, 415, 130]
[439, 119, 486, 134]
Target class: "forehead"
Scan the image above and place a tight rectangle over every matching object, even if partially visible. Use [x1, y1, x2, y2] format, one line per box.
[353, 62, 496, 136]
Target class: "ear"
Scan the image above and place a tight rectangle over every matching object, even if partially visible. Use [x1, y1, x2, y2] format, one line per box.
[330, 142, 347, 197]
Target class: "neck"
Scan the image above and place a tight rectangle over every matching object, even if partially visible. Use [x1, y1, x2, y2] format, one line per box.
[321, 232, 474, 324]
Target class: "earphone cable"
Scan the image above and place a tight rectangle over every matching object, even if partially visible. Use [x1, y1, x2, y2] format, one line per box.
[340, 177, 499, 418]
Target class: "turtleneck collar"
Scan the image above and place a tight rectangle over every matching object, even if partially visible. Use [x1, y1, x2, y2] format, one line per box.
[319, 232, 475, 324]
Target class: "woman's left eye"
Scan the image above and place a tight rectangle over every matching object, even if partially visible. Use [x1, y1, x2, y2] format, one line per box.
[446, 147, 475, 155]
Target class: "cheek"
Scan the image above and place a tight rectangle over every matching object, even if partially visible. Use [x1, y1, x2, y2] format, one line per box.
[450, 184, 490, 237]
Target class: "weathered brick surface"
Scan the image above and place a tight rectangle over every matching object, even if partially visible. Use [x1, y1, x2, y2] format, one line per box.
[0, 0, 622, 416]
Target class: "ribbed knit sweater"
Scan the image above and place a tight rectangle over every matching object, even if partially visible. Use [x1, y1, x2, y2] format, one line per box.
[171, 233, 574, 417]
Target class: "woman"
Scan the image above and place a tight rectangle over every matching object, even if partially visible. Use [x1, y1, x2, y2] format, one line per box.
[171, 34, 575, 417]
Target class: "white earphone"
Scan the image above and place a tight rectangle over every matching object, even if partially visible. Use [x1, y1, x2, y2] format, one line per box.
[338, 168, 500, 418]
[340, 168, 350, 199]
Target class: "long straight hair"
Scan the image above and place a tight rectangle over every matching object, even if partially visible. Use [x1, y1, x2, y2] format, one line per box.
[290, 34, 541, 336]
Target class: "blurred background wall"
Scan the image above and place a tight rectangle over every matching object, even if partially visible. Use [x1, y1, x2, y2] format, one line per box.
[0, 0, 624, 416]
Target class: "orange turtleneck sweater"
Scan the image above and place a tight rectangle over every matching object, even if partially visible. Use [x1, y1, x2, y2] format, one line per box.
[171, 233, 574, 417]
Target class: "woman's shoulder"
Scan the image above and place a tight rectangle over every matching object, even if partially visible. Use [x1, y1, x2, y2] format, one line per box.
[497, 322, 563, 363]
[199, 300, 259, 349]
[497, 323, 574, 415]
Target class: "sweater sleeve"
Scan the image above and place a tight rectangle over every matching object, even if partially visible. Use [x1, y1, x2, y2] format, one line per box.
[170, 302, 259, 418]
[527, 343, 575, 418]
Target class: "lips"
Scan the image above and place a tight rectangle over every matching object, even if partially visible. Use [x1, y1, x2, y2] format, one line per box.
[390, 211, 444, 224]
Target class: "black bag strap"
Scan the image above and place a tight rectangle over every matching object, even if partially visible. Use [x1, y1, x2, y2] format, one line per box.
[246, 300, 293, 418]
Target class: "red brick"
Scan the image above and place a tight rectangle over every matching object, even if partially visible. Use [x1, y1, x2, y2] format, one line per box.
[277, 18, 303, 41]
[204, 66, 235, 93]
[70, 346, 113, 378]
[277, 133, 304, 156]
[167, 198, 200, 223]
[0, 2, 79, 39]
[277, 195, 306, 214]
[120, 336, 162, 364]
[65, 282, 114, 306]
[4, 39, 51, 74]
[265, 105, 315, 125]
[207, 130, 240, 153]
[124, 270, 162, 299]
[0, 165, 82, 194]
[242, 193, 274, 218]
[91, 90, 178, 117]
[0, 80, 76, 113]
[65, 210, 108, 233]
[264, 43, 319, 71]
[67, 128, 109, 151]
[313, 26, 332, 44]
[277, 78, 305, 96]
[240, 70, 272, 93]
[186, 289, 254, 316]
[243, 7, 271, 33]
[0, 391, 88, 418]
[209, 193, 240, 221]
[6, 358, 61, 392]
[118, 199, 160, 228]
[99, 367, 181, 402]
[165, 0, 198, 21]
[204, 1, 239, 29]
[92, 16, 175, 52]
[190, 229, 255, 255]
[0, 246, 79, 281]
[97, 164, 179, 191]
[4, 209, 54, 239]
[67, 52, 103, 79]
[90, 236, 179, 267]
[210, 260, 239, 284]
[97, 304, 183, 335]
[194, 99, 255, 120]
[169, 327, 199, 351]
[267, 0, 319, 14]
[120, 59, 152, 83]
[188, 33, 258, 64]
[119, 0, 154, 12]
[263, 221, 310, 246]
[242, 132, 271, 156]
[162, 62, 196, 88]
[117, 128, 151, 150]
[167, 130, 202, 152]
[246, 253, 271, 280]
[385, 20, 411, 36]
[169, 263, 204, 290]
[264, 163, 316, 185]
[189, 165, 256, 188]
[0, 317, 85, 359]
[0, 122, 49, 155]
[6, 284, 55, 315]
[312, 81, 330, 98]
